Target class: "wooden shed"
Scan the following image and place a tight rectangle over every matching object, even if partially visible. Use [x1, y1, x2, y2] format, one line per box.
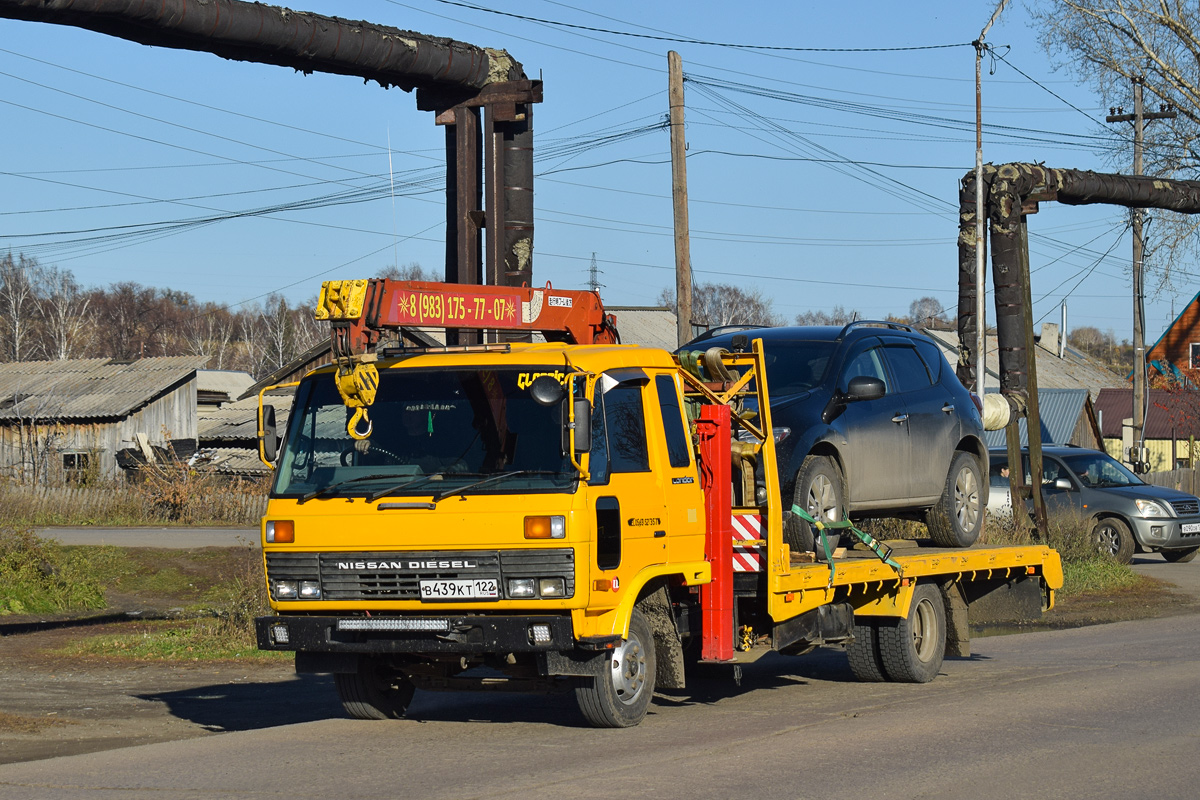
[0, 356, 209, 483]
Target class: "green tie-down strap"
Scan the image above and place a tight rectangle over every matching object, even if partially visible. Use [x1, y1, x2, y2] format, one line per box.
[789, 505, 905, 585]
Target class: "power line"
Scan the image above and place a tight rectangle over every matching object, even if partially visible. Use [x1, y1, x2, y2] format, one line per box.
[429, 0, 972, 52]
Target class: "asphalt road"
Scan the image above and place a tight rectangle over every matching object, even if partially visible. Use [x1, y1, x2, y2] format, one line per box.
[2, 609, 1199, 800]
[35, 527, 258, 548]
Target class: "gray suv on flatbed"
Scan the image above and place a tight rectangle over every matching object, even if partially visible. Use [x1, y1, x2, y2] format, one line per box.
[683, 322, 988, 552]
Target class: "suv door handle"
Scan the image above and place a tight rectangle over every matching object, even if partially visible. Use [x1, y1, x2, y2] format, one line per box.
[892, 413, 909, 423]
[942, 403, 955, 414]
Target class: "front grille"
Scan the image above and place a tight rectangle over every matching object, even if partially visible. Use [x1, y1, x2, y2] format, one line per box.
[1172, 499, 1200, 516]
[265, 549, 574, 601]
[320, 550, 502, 600]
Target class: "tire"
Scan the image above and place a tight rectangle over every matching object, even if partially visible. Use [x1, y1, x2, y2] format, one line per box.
[334, 656, 416, 720]
[784, 455, 844, 554]
[575, 608, 656, 728]
[877, 583, 946, 683]
[1162, 547, 1199, 563]
[1093, 517, 1135, 564]
[926, 451, 983, 548]
[845, 618, 887, 682]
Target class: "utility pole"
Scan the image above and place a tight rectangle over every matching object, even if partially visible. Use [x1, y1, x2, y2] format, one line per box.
[973, 0, 1010, 401]
[1107, 78, 1176, 472]
[668, 50, 693, 348]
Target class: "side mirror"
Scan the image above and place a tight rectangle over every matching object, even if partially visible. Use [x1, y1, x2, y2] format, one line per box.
[259, 404, 278, 466]
[845, 376, 886, 402]
[1054, 478, 1072, 491]
[572, 398, 591, 453]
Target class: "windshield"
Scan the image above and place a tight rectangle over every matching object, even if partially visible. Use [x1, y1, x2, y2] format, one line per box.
[1060, 452, 1144, 488]
[273, 367, 576, 499]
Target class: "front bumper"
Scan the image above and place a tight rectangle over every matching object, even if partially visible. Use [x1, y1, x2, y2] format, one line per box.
[256, 614, 577, 655]
[1128, 515, 1200, 550]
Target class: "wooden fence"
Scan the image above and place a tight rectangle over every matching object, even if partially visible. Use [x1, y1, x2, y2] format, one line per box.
[1142, 469, 1200, 496]
[0, 483, 267, 524]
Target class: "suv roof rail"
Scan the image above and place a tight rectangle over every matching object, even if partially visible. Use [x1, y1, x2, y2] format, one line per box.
[682, 323, 769, 347]
[835, 319, 917, 341]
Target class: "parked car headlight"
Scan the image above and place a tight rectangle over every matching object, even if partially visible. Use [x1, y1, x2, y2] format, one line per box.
[1135, 499, 1169, 518]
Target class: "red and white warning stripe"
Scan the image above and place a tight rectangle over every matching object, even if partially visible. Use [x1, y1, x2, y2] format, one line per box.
[731, 513, 763, 572]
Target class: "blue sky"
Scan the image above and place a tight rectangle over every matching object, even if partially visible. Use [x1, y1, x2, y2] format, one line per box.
[0, 1, 1186, 343]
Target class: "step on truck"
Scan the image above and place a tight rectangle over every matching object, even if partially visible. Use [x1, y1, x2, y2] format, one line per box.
[254, 278, 1063, 727]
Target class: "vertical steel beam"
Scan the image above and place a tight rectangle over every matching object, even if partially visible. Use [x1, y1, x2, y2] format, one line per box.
[503, 105, 534, 288]
[444, 106, 482, 345]
[697, 404, 734, 662]
[484, 105, 506, 288]
[1018, 218, 1049, 536]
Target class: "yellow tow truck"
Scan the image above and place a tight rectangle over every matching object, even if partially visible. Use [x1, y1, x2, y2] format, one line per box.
[254, 278, 1062, 727]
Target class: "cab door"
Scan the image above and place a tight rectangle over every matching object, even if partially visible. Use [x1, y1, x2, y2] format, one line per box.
[586, 371, 669, 589]
[649, 372, 705, 563]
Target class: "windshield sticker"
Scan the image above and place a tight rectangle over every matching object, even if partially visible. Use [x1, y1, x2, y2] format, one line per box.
[517, 370, 568, 390]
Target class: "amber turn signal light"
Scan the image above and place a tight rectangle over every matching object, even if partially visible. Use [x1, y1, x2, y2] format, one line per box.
[524, 515, 565, 539]
[266, 520, 294, 543]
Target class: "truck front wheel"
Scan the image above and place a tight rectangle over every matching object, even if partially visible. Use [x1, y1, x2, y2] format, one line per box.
[334, 656, 416, 720]
[877, 583, 945, 683]
[575, 609, 656, 728]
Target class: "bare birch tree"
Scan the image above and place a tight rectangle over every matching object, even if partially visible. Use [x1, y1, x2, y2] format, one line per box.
[39, 266, 91, 360]
[659, 283, 784, 330]
[1033, 1, 1200, 289]
[0, 253, 44, 362]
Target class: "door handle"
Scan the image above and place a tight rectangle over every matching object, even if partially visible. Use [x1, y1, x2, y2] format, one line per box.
[891, 413, 909, 423]
[942, 403, 955, 414]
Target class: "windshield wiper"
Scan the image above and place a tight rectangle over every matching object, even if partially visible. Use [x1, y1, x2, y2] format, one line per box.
[430, 470, 559, 504]
[364, 473, 482, 503]
[299, 473, 407, 503]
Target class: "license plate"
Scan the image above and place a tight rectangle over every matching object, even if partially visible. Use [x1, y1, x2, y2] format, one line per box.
[419, 579, 499, 601]
[1183, 523, 1200, 534]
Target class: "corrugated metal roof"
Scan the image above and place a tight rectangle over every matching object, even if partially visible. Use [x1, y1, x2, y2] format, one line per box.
[191, 447, 272, 476]
[196, 369, 254, 400]
[198, 393, 293, 443]
[608, 307, 677, 350]
[924, 325, 1125, 397]
[983, 388, 1088, 447]
[0, 356, 209, 421]
[1095, 388, 1200, 439]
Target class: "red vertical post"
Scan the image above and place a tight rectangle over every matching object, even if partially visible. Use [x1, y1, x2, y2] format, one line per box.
[697, 404, 734, 661]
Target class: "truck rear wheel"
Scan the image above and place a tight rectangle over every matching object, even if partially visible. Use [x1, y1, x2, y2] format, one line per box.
[926, 451, 983, 548]
[845, 618, 887, 682]
[575, 608, 656, 728]
[334, 656, 416, 720]
[878, 583, 945, 683]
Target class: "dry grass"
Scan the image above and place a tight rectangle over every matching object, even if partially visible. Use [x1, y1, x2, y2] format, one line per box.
[0, 711, 74, 733]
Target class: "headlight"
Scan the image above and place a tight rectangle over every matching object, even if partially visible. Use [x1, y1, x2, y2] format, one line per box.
[538, 577, 566, 597]
[508, 578, 536, 598]
[298, 580, 322, 599]
[1136, 499, 1169, 517]
[273, 580, 298, 599]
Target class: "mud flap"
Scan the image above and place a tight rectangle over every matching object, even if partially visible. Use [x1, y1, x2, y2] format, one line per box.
[966, 575, 1045, 624]
[637, 585, 687, 689]
[774, 602, 854, 655]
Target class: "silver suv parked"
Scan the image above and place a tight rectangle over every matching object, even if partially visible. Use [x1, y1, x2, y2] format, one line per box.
[988, 445, 1200, 564]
